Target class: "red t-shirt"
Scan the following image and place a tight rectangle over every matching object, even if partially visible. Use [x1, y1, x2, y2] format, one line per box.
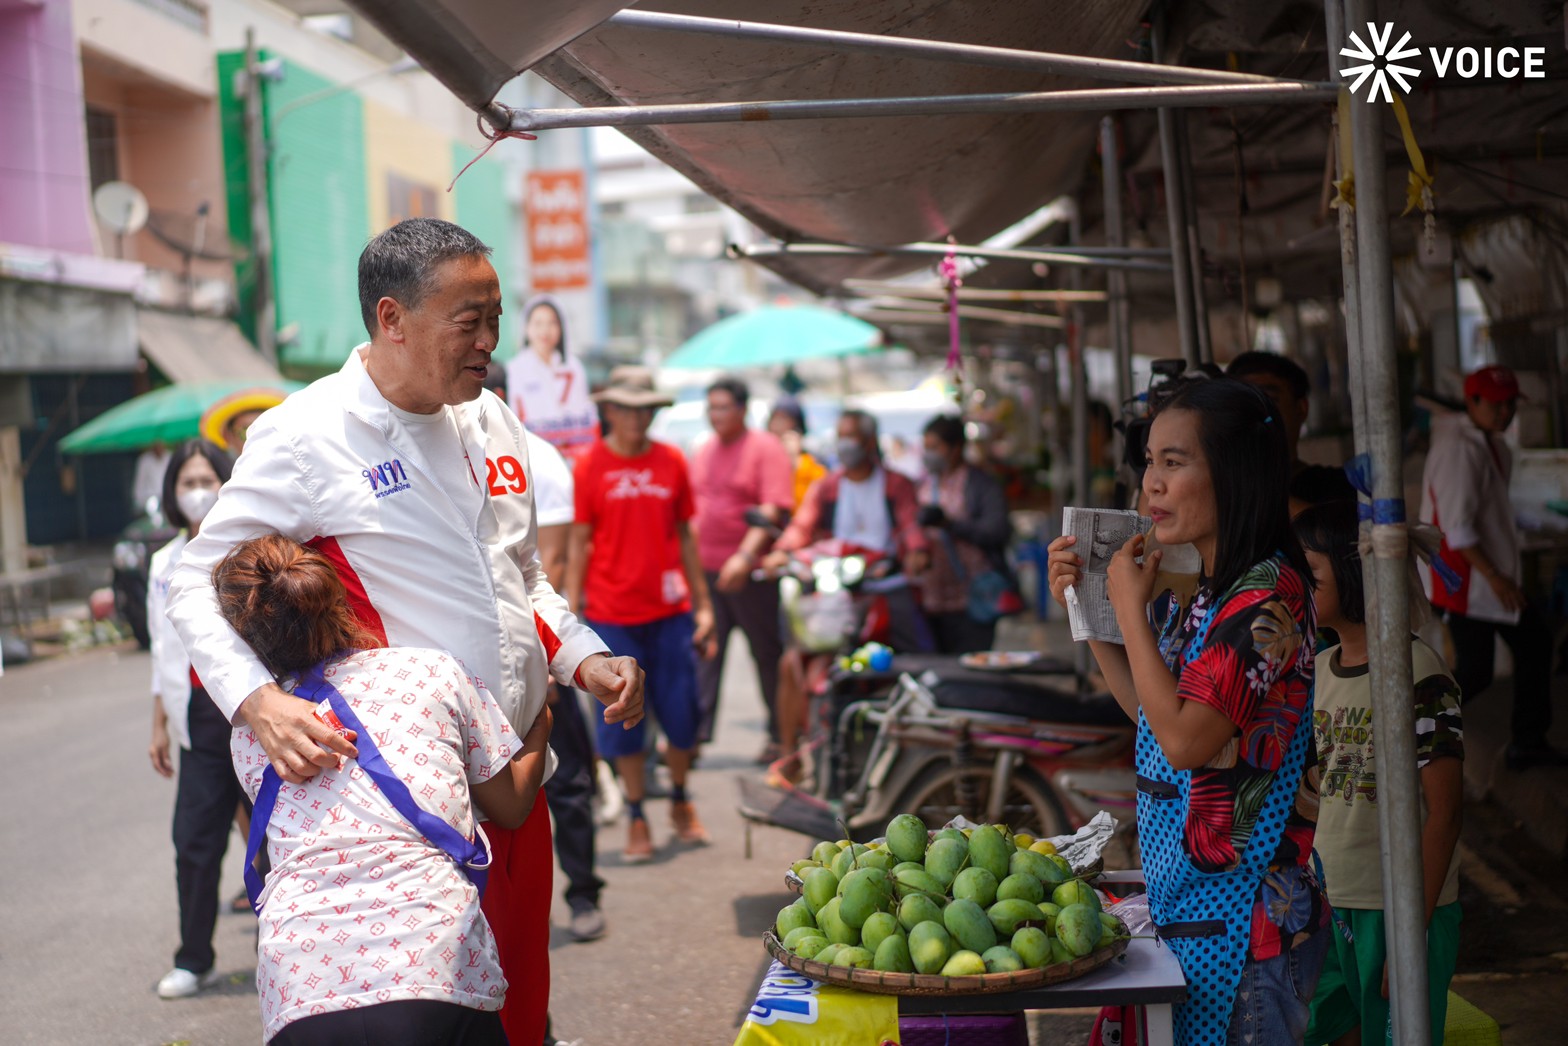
[689, 429, 794, 572]
[574, 440, 694, 625]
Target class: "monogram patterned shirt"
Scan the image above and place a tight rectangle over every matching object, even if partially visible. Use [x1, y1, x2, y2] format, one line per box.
[232, 648, 517, 1040]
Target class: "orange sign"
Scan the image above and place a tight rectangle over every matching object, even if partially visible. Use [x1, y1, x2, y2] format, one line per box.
[525, 170, 590, 292]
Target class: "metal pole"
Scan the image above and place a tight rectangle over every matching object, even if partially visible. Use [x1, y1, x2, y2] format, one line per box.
[605, 10, 1300, 89]
[1177, 113, 1213, 362]
[1100, 116, 1134, 409]
[503, 82, 1337, 134]
[1324, 0, 1368, 460]
[1344, 1, 1431, 1042]
[243, 28, 277, 364]
[732, 241, 1171, 273]
[1067, 200, 1094, 683]
[1151, 18, 1200, 369]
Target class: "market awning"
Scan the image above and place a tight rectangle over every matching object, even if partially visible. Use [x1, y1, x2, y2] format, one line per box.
[137, 310, 285, 385]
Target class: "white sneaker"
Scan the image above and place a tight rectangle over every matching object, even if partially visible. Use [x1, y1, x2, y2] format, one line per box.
[595, 760, 624, 826]
[156, 967, 215, 999]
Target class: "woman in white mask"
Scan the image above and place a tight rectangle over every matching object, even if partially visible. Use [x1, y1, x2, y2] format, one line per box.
[145, 440, 237, 1000]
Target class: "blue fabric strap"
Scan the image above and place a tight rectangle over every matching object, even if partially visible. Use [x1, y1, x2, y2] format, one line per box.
[243, 665, 491, 915]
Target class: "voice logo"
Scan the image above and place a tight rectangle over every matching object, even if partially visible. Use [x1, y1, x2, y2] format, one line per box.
[1339, 21, 1547, 102]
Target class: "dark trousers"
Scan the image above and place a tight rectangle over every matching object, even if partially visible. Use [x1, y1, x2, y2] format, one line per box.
[1446, 604, 1553, 742]
[544, 688, 603, 912]
[172, 686, 246, 974]
[268, 1000, 506, 1046]
[925, 610, 997, 655]
[697, 574, 784, 745]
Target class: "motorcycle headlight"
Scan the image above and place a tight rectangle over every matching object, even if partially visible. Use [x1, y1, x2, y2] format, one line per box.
[112, 540, 144, 572]
[840, 555, 866, 587]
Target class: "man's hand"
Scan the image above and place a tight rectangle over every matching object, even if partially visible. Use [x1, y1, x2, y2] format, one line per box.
[577, 652, 646, 730]
[693, 606, 719, 660]
[716, 552, 752, 594]
[149, 719, 175, 779]
[1485, 572, 1526, 613]
[239, 682, 358, 784]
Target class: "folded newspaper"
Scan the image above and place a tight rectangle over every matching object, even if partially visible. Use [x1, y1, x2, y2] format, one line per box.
[1062, 507, 1150, 644]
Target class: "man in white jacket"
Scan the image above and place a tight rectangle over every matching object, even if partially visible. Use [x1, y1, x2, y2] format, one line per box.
[166, 217, 644, 1046]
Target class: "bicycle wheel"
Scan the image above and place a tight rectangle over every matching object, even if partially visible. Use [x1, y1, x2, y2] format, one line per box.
[893, 762, 1069, 838]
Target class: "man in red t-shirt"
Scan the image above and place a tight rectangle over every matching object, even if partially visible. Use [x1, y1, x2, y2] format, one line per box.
[567, 366, 718, 862]
[688, 377, 795, 759]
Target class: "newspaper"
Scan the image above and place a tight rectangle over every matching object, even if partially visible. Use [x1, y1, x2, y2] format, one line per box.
[1062, 507, 1150, 644]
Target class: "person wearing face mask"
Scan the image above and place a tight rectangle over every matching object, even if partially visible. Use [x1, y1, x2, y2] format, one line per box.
[145, 439, 239, 1000]
[915, 414, 1014, 654]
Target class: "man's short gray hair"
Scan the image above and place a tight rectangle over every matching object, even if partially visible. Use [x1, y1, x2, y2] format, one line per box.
[358, 218, 492, 336]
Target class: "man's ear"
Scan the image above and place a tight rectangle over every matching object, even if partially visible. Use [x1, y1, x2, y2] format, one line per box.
[376, 296, 405, 343]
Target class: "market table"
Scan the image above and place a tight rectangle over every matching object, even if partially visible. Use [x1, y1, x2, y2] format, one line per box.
[894, 936, 1186, 1046]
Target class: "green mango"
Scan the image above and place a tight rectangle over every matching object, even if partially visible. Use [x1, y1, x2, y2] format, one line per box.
[1011, 926, 1051, 968]
[892, 867, 946, 900]
[935, 827, 967, 846]
[782, 924, 821, 950]
[812, 943, 843, 965]
[802, 867, 840, 915]
[812, 840, 842, 866]
[892, 861, 925, 877]
[834, 945, 875, 969]
[952, 866, 999, 908]
[908, 920, 954, 975]
[831, 843, 869, 879]
[857, 848, 895, 873]
[873, 933, 914, 973]
[992, 825, 1018, 854]
[1055, 902, 1104, 957]
[981, 945, 1025, 973]
[1099, 911, 1123, 935]
[860, 911, 902, 955]
[790, 859, 822, 877]
[1048, 938, 1075, 965]
[1051, 880, 1100, 911]
[792, 934, 831, 960]
[940, 950, 987, 977]
[1034, 855, 1071, 886]
[885, 813, 930, 865]
[924, 837, 969, 888]
[987, 898, 1046, 937]
[1035, 901, 1061, 935]
[898, 892, 946, 933]
[1046, 854, 1074, 878]
[837, 864, 887, 898]
[839, 869, 893, 928]
[996, 872, 1045, 905]
[1008, 848, 1054, 884]
[776, 898, 816, 938]
[967, 825, 1011, 882]
[816, 897, 860, 946]
[942, 898, 998, 954]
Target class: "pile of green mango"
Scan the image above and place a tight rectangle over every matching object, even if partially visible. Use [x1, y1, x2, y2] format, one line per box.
[773, 815, 1122, 978]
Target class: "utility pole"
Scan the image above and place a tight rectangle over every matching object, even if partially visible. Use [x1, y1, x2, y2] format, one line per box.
[243, 28, 277, 364]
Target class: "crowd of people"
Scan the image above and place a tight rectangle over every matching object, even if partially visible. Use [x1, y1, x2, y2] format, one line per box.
[131, 214, 1554, 1046]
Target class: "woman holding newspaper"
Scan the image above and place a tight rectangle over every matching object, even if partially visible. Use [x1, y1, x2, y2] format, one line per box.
[1047, 378, 1327, 1046]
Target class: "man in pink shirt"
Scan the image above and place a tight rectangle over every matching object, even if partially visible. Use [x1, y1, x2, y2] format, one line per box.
[689, 377, 795, 758]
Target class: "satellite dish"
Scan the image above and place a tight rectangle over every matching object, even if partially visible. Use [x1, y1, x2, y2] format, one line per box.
[93, 181, 149, 235]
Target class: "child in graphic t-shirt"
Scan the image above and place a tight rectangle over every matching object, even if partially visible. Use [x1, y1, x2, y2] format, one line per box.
[1295, 501, 1463, 1046]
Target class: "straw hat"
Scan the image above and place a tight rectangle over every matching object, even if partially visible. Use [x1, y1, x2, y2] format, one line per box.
[200, 387, 290, 449]
[591, 365, 674, 409]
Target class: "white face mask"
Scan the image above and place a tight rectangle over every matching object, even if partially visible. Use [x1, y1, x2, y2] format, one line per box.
[177, 487, 219, 527]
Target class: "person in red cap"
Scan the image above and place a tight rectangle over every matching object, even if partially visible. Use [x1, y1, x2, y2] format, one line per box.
[1420, 365, 1560, 769]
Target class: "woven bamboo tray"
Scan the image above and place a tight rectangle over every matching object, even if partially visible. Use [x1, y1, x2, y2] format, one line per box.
[762, 917, 1128, 996]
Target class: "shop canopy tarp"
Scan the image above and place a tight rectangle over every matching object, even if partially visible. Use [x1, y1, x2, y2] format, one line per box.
[663, 304, 882, 371]
[59, 379, 304, 455]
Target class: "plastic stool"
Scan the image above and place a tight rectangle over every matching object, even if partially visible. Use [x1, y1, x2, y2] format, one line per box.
[1444, 991, 1501, 1046]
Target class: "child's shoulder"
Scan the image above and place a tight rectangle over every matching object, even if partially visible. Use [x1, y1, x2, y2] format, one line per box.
[1410, 636, 1454, 684]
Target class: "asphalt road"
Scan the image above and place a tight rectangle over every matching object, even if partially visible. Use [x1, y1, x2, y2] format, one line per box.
[0, 637, 803, 1046]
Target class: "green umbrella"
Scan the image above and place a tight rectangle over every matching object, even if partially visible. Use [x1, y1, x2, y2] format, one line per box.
[59, 379, 305, 454]
[663, 304, 883, 370]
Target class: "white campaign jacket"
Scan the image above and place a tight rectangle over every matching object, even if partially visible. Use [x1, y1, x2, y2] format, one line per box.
[148, 533, 194, 750]
[166, 347, 608, 762]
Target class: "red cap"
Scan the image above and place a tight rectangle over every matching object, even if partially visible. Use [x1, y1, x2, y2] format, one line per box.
[1463, 365, 1522, 403]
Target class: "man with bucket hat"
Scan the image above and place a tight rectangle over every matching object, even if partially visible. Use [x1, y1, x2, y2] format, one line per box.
[1421, 364, 1561, 769]
[566, 366, 718, 862]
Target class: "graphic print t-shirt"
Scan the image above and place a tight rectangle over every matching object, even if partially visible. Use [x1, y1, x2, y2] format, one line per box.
[574, 440, 694, 625]
[1151, 556, 1323, 959]
[231, 648, 517, 1040]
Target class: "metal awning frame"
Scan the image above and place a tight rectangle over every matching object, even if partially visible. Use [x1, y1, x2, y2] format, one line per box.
[731, 240, 1172, 273]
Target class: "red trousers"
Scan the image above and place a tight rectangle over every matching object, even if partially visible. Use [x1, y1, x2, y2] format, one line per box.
[479, 791, 553, 1046]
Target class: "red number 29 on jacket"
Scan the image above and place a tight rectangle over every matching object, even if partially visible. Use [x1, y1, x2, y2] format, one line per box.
[486, 455, 528, 496]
